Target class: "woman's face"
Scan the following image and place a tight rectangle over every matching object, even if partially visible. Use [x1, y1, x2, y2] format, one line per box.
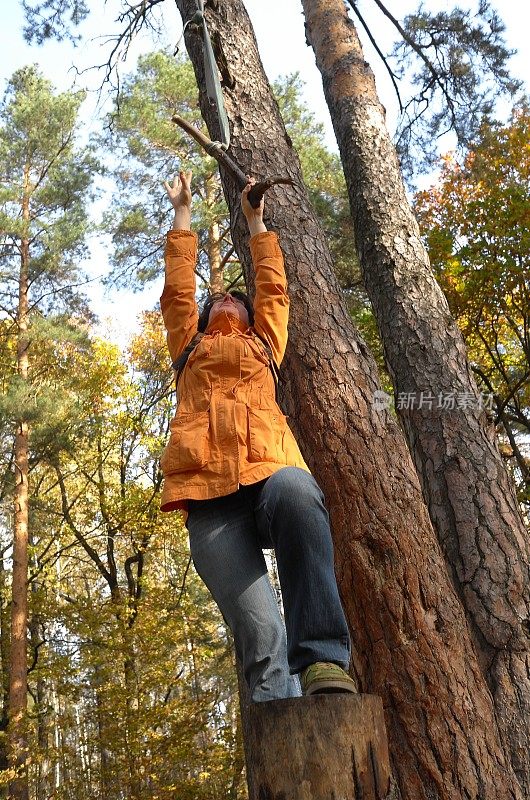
[207, 293, 250, 326]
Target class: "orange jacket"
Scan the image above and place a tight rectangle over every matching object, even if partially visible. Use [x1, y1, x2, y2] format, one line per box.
[159, 229, 310, 515]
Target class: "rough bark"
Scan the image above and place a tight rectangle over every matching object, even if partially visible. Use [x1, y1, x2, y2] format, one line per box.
[174, 1, 523, 797]
[8, 166, 31, 800]
[300, 0, 530, 791]
[245, 694, 394, 800]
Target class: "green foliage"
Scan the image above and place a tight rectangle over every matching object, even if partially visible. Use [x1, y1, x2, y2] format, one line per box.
[22, 0, 89, 44]
[415, 102, 530, 506]
[13, 324, 246, 799]
[0, 64, 99, 313]
[391, 0, 522, 178]
[0, 65, 99, 448]
[273, 73, 353, 274]
[105, 51, 231, 291]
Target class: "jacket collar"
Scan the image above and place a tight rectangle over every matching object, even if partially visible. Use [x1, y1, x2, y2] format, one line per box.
[205, 310, 250, 336]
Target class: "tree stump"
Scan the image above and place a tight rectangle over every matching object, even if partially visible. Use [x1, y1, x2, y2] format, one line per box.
[244, 694, 394, 800]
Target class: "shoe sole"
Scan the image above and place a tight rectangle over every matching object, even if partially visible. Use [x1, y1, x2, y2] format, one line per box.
[304, 680, 358, 696]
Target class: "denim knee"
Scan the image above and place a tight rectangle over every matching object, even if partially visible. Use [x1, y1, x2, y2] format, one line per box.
[264, 467, 324, 507]
[257, 467, 328, 532]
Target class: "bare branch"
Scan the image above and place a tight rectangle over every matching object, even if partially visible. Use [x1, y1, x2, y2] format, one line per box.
[346, 0, 403, 113]
[367, 0, 458, 125]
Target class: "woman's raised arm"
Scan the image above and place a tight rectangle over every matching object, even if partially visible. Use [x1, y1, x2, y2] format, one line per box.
[160, 171, 198, 363]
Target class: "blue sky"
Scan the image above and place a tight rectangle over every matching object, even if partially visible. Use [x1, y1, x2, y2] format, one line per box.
[4, 0, 528, 143]
[2, 0, 529, 343]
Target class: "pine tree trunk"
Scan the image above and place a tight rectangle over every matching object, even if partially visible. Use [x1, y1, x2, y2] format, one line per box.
[300, 0, 530, 791]
[0, 548, 10, 772]
[174, 1, 523, 797]
[206, 171, 225, 293]
[29, 581, 51, 800]
[8, 167, 31, 800]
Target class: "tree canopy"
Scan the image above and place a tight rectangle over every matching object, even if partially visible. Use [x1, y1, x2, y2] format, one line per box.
[415, 102, 530, 507]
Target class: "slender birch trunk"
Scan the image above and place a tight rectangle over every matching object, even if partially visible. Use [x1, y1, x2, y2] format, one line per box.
[111, 586, 141, 800]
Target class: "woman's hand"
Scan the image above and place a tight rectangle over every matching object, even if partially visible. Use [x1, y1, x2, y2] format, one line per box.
[164, 170, 193, 230]
[241, 178, 267, 237]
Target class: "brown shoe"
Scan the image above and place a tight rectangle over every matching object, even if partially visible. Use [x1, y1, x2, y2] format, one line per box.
[301, 662, 357, 695]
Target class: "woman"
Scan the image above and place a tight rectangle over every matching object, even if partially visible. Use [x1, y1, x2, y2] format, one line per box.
[160, 170, 355, 701]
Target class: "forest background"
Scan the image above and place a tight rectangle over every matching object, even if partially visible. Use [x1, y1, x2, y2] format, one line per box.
[0, 0, 529, 798]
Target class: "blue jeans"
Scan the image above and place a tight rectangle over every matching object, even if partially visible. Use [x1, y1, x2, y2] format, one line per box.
[186, 467, 351, 702]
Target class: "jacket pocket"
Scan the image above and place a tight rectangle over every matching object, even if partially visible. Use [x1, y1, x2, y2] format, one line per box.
[247, 407, 286, 463]
[160, 411, 210, 474]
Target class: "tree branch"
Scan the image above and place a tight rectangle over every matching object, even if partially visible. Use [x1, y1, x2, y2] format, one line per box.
[346, 0, 403, 113]
[54, 464, 112, 584]
[367, 0, 459, 129]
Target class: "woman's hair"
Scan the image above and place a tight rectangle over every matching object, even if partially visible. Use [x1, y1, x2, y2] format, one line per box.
[197, 290, 254, 332]
[173, 291, 254, 376]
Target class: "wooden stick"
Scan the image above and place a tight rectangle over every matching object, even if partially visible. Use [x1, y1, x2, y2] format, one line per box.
[172, 114, 296, 208]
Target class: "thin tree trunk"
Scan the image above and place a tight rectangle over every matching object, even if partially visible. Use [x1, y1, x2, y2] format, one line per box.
[228, 702, 246, 800]
[300, 0, 530, 791]
[174, 1, 523, 797]
[123, 652, 141, 800]
[0, 547, 11, 772]
[94, 663, 113, 800]
[206, 171, 225, 292]
[74, 704, 91, 794]
[112, 589, 141, 800]
[29, 568, 51, 800]
[35, 665, 51, 800]
[8, 164, 31, 800]
[52, 685, 61, 791]
[54, 690, 70, 790]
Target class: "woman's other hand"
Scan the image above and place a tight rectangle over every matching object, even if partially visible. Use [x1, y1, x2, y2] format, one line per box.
[241, 178, 267, 237]
[164, 170, 193, 230]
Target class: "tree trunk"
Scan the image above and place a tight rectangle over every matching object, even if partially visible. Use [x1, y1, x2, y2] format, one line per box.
[228, 700, 246, 800]
[206, 171, 225, 293]
[0, 547, 11, 772]
[174, 1, 523, 797]
[111, 588, 141, 800]
[94, 663, 113, 800]
[8, 166, 31, 800]
[300, 0, 530, 791]
[35, 663, 51, 800]
[246, 694, 394, 800]
[29, 570, 51, 800]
